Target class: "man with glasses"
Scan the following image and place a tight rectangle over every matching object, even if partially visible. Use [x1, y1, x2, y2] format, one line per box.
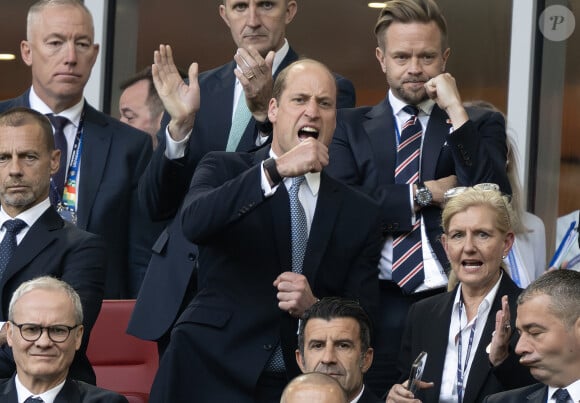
[0, 107, 105, 384]
[325, 0, 511, 395]
[0, 276, 127, 402]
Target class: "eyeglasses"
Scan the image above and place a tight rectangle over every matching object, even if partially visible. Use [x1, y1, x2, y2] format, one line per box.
[11, 322, 80, 343]
[443, 183, 511, 204]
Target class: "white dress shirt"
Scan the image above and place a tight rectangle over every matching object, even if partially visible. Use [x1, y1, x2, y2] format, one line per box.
[15, 372, 65, 403]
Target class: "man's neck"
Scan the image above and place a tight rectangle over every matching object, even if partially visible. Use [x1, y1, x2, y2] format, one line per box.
[17, 372, 66, 396]
[31, 84, 82, 114]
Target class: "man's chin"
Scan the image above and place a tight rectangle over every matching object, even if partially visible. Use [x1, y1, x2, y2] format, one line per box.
[394, 88, 429, 105]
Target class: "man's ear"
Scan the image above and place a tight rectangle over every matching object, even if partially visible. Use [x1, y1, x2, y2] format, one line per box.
[295, 349, 306, 373]
[21, 41, 32, 67]
[361, 348, 374, 373]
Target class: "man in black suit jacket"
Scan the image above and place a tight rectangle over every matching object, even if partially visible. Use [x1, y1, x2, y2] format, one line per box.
[483, 270, 580, 403]
[0, 107, 105, 384]
[1, 276, 126, 402]
[0, 0, 154, 299]
[128, 0, 356, 355]
[325, 0, 511, 394]
[296, 298, 383, 403]
[149, 59, 381, 403]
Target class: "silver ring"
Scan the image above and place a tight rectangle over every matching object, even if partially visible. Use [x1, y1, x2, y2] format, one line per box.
[245, 72, 255, 80]
[504, 324, 511, 330]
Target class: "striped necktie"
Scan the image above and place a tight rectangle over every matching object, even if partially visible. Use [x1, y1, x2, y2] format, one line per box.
[392, 105, 425, 294]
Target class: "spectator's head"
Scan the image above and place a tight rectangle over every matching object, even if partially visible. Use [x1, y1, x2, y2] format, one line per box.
[7, 276, 84, 394]
[219, 0, 297, 57]
[21, 0, 99, 113]
[119, 66, 164, 148]
[296, 298, 373, 401]
[269, 59, 337, 156]
[280, 372, 348, 403]
[0, 107, 60, 217]
[441, 185, 515, 293]
[515, 269, 580, 388]
[374, 0, 450, 105]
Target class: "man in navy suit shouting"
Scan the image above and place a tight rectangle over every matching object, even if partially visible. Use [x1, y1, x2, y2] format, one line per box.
[149, 59, 381, 403]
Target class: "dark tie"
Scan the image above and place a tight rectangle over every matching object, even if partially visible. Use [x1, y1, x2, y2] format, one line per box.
[392, 106, 425, 294]
[46, 114, 69, 203]
[0, 219, 27, 278]
[289, 176, 308, 273]
[553, 388, 571, 403]
[24, 397, 44, 403]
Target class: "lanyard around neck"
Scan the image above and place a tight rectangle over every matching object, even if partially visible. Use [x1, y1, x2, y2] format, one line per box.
[456, 298, 477, 403]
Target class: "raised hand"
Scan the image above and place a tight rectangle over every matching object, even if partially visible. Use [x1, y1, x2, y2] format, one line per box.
[233, 47, 275, 122]
[152, 44, 199, 141]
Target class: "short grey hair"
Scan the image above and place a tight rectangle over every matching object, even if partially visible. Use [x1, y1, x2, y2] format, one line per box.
[9, 276, 83, 325]
[27, 0, 94, 41]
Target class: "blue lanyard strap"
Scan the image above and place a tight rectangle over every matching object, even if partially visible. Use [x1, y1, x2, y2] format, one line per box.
[456, 299, 477, 403]
[507, 249, 522, 287]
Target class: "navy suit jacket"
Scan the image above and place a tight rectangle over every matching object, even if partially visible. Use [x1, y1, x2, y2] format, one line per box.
[149, 145, 382, 403]
[359, 386, 383, 403]
[398, 274, 534, 403]
[128, 47, 356, 342]
[0, 376, 128, 402]
[0, 92, 154, 298]
[482, 383, 549, 403]
[0, 207, 105, 384]
[326, 100, 511, 268]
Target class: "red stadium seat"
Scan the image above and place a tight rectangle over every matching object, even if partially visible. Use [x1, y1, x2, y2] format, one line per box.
[86, 300, 158, 403]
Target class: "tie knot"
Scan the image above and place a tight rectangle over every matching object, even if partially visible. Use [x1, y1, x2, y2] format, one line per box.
[403, 105, 419, 117]
[24, 397, 44, 403]
[290, 176, 305, 191]
[2, 219, 26, 234]
[553, 388, 571, 402]
[46, 114, 70, 131]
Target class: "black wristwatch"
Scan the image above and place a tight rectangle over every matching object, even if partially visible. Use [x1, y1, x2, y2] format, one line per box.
[414, 181, 432, 208]
[263, 157, 283, 186]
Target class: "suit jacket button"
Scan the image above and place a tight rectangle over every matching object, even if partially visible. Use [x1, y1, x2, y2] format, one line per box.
[263, 344, 273, 351]
[188, 253, 196, 261]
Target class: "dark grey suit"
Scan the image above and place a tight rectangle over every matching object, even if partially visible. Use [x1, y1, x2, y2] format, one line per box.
[482, 383, 549, 403]
[0, 376, 128, 402]
[0, 92, 154, 298]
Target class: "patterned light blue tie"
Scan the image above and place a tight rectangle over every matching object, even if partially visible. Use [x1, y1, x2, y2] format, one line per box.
[265, 176, 309, 372]
[225, 92, 252, 152]
[553, 388, 571, 403]
[392, 106, 425, 294]
[289, 176, 308, 273]
[0, 219, 26, 278]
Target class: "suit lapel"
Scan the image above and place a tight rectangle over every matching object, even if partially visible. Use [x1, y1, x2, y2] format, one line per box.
[420, 105, 451, 181]
[301, 173, 343, 288]
[203, 62, 237, 151]
[422, 290, 455, 399]
[527, 385, 548, 402]
[0, 209, 63, 295]
[76, 103, 112, 229]
[55, 379, 81, 402]
[364, 100, 397, 185]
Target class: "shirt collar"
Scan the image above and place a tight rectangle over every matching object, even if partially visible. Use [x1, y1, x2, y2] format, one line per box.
[350, 384, 365, 403]
[452, 272, 503, 320]
[15, 373, 66, 403]
[28, 87, 84, 128]
[269, 148, 320, 196]
[0, 199, 51, 229]
[548, 379, 580, 403]
[388, 89, 435, 117]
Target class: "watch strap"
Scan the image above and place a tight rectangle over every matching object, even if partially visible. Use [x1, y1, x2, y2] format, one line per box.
[264, 157, 283, 185]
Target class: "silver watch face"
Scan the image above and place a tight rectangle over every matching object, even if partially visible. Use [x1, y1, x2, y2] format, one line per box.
[416, 187, 432, 207]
